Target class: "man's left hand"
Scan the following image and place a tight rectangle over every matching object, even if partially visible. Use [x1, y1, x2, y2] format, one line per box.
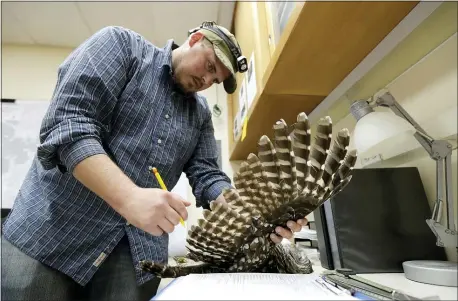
[214, 192, 308, 244]
[270, 218, 308, 244]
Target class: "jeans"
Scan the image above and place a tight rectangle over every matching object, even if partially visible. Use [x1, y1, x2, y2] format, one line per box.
[1, 234, 161, 301]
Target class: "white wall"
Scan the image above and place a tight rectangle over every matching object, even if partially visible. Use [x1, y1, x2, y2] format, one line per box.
[1, 45, 74, 101]
[334, 34, 457, 262]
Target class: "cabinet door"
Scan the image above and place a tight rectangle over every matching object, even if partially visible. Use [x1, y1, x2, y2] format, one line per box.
[229, 1, 271, 144]
[265, 1, 300, 53]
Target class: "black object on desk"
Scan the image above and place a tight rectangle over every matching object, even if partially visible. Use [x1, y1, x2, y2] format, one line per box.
[314, 167, 447, 273]
[2, 208, 11, 219]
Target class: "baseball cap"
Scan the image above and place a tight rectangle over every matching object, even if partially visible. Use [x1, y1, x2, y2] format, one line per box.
[194, 25, 241, 94]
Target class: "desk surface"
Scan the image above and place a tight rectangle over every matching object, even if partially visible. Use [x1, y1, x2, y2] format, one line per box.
[312, 265, 457, 300]
[156, 264, 457, 300]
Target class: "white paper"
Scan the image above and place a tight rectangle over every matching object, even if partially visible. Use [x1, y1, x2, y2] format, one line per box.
[238, 77, 247, 124]
[238, 76, 247, 111]
[246, 52, 257, 110]
[233, 112, 240, 140]
[167, 173, 189, 257]
[154, 273, 357, 300]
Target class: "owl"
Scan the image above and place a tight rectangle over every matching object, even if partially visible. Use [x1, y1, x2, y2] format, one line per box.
[140, 112, 357, 277]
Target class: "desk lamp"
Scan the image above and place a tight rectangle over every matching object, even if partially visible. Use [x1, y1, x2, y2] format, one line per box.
[350, 91, 457, 287]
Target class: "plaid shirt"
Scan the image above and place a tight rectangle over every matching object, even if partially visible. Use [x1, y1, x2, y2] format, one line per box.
[2, 26, 232, 286]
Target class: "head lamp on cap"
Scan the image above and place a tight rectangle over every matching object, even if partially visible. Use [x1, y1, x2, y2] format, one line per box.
[188, 21, 247, 94]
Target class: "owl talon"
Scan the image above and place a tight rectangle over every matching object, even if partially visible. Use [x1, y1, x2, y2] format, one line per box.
[138, 260, 165, 278]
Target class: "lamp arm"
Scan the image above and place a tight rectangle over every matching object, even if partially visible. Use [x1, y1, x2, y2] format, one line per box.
[374, 92, 434, 149]
[374, 92, 457, 248]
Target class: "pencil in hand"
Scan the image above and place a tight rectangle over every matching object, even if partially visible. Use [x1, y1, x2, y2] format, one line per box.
[149, 166, 185, 227]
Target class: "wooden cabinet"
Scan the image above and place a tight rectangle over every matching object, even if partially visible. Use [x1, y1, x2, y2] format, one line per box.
[228, 1, 271, 147]
[227, 1, 419, 161]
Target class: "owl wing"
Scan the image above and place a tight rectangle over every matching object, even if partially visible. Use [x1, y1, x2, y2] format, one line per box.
[185, 199, 253, 265]
[184, 112, 357, 265]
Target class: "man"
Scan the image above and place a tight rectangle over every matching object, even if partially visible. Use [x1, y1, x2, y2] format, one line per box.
[1, 23, 307, 301]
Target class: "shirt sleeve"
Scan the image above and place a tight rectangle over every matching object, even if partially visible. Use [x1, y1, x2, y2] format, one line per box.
[37, 26, 138, 173]
[183, 108, 233, 208]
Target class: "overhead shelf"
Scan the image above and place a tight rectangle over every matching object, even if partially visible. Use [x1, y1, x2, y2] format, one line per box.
[228, 1, 419, 161]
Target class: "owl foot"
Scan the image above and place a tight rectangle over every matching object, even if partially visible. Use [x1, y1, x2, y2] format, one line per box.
[138, 260, 168, 278]
[139, 260, 224, 278]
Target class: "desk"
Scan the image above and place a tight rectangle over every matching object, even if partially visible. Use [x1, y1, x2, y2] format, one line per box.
[312, 265, 457, 300]
[156, 264, 457, 300]
[356, 272, 456, 300]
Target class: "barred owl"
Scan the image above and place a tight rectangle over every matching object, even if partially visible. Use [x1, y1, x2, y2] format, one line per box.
[140, 112, 357, 277]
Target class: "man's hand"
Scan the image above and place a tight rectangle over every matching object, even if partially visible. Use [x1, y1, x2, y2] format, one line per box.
[121, 188, 191, 236]
[270, 218, 308, 244]
[214, 192, 227, 205]
[72, 154, 191, 237]
[212, 192, 308, 244]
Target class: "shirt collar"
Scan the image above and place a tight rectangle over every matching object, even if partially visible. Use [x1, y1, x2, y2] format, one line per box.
[159, 39, 198, 100]
[158, 39, 177, 71]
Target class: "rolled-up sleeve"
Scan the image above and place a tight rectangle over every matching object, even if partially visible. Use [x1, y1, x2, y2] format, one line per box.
[37, 26, 135, 173]
[183, 108, 233, 208]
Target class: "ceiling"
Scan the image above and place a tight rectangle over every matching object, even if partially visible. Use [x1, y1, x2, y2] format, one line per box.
[1, 1, 236, 49]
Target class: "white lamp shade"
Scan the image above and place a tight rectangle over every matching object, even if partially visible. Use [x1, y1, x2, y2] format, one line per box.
[353, 111, 416, 159]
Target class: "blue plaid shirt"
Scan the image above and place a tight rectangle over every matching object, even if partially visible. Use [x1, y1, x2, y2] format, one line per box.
[2, 26, 232, 286]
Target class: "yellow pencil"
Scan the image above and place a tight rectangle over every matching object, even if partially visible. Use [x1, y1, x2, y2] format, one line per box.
[149, 166, 185, 226]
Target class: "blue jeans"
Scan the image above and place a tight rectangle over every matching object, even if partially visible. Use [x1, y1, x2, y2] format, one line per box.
[1, 234, 160, 301]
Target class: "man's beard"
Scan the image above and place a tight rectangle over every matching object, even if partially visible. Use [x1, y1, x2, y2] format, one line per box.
[172, 73, 196, 95]
[171, 57, 192, 94]
[171, 72, 189, 94]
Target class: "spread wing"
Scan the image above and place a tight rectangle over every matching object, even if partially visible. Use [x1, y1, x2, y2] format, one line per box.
[184, 112, 357, 265]
[226, 113, 357, 226]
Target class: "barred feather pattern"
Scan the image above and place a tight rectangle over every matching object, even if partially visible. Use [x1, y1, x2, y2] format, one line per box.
[139, 112, 357, 278]
[303, 116, 333, 198]
[273, 119, 297, 201]
[290, 113, 311, 192]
